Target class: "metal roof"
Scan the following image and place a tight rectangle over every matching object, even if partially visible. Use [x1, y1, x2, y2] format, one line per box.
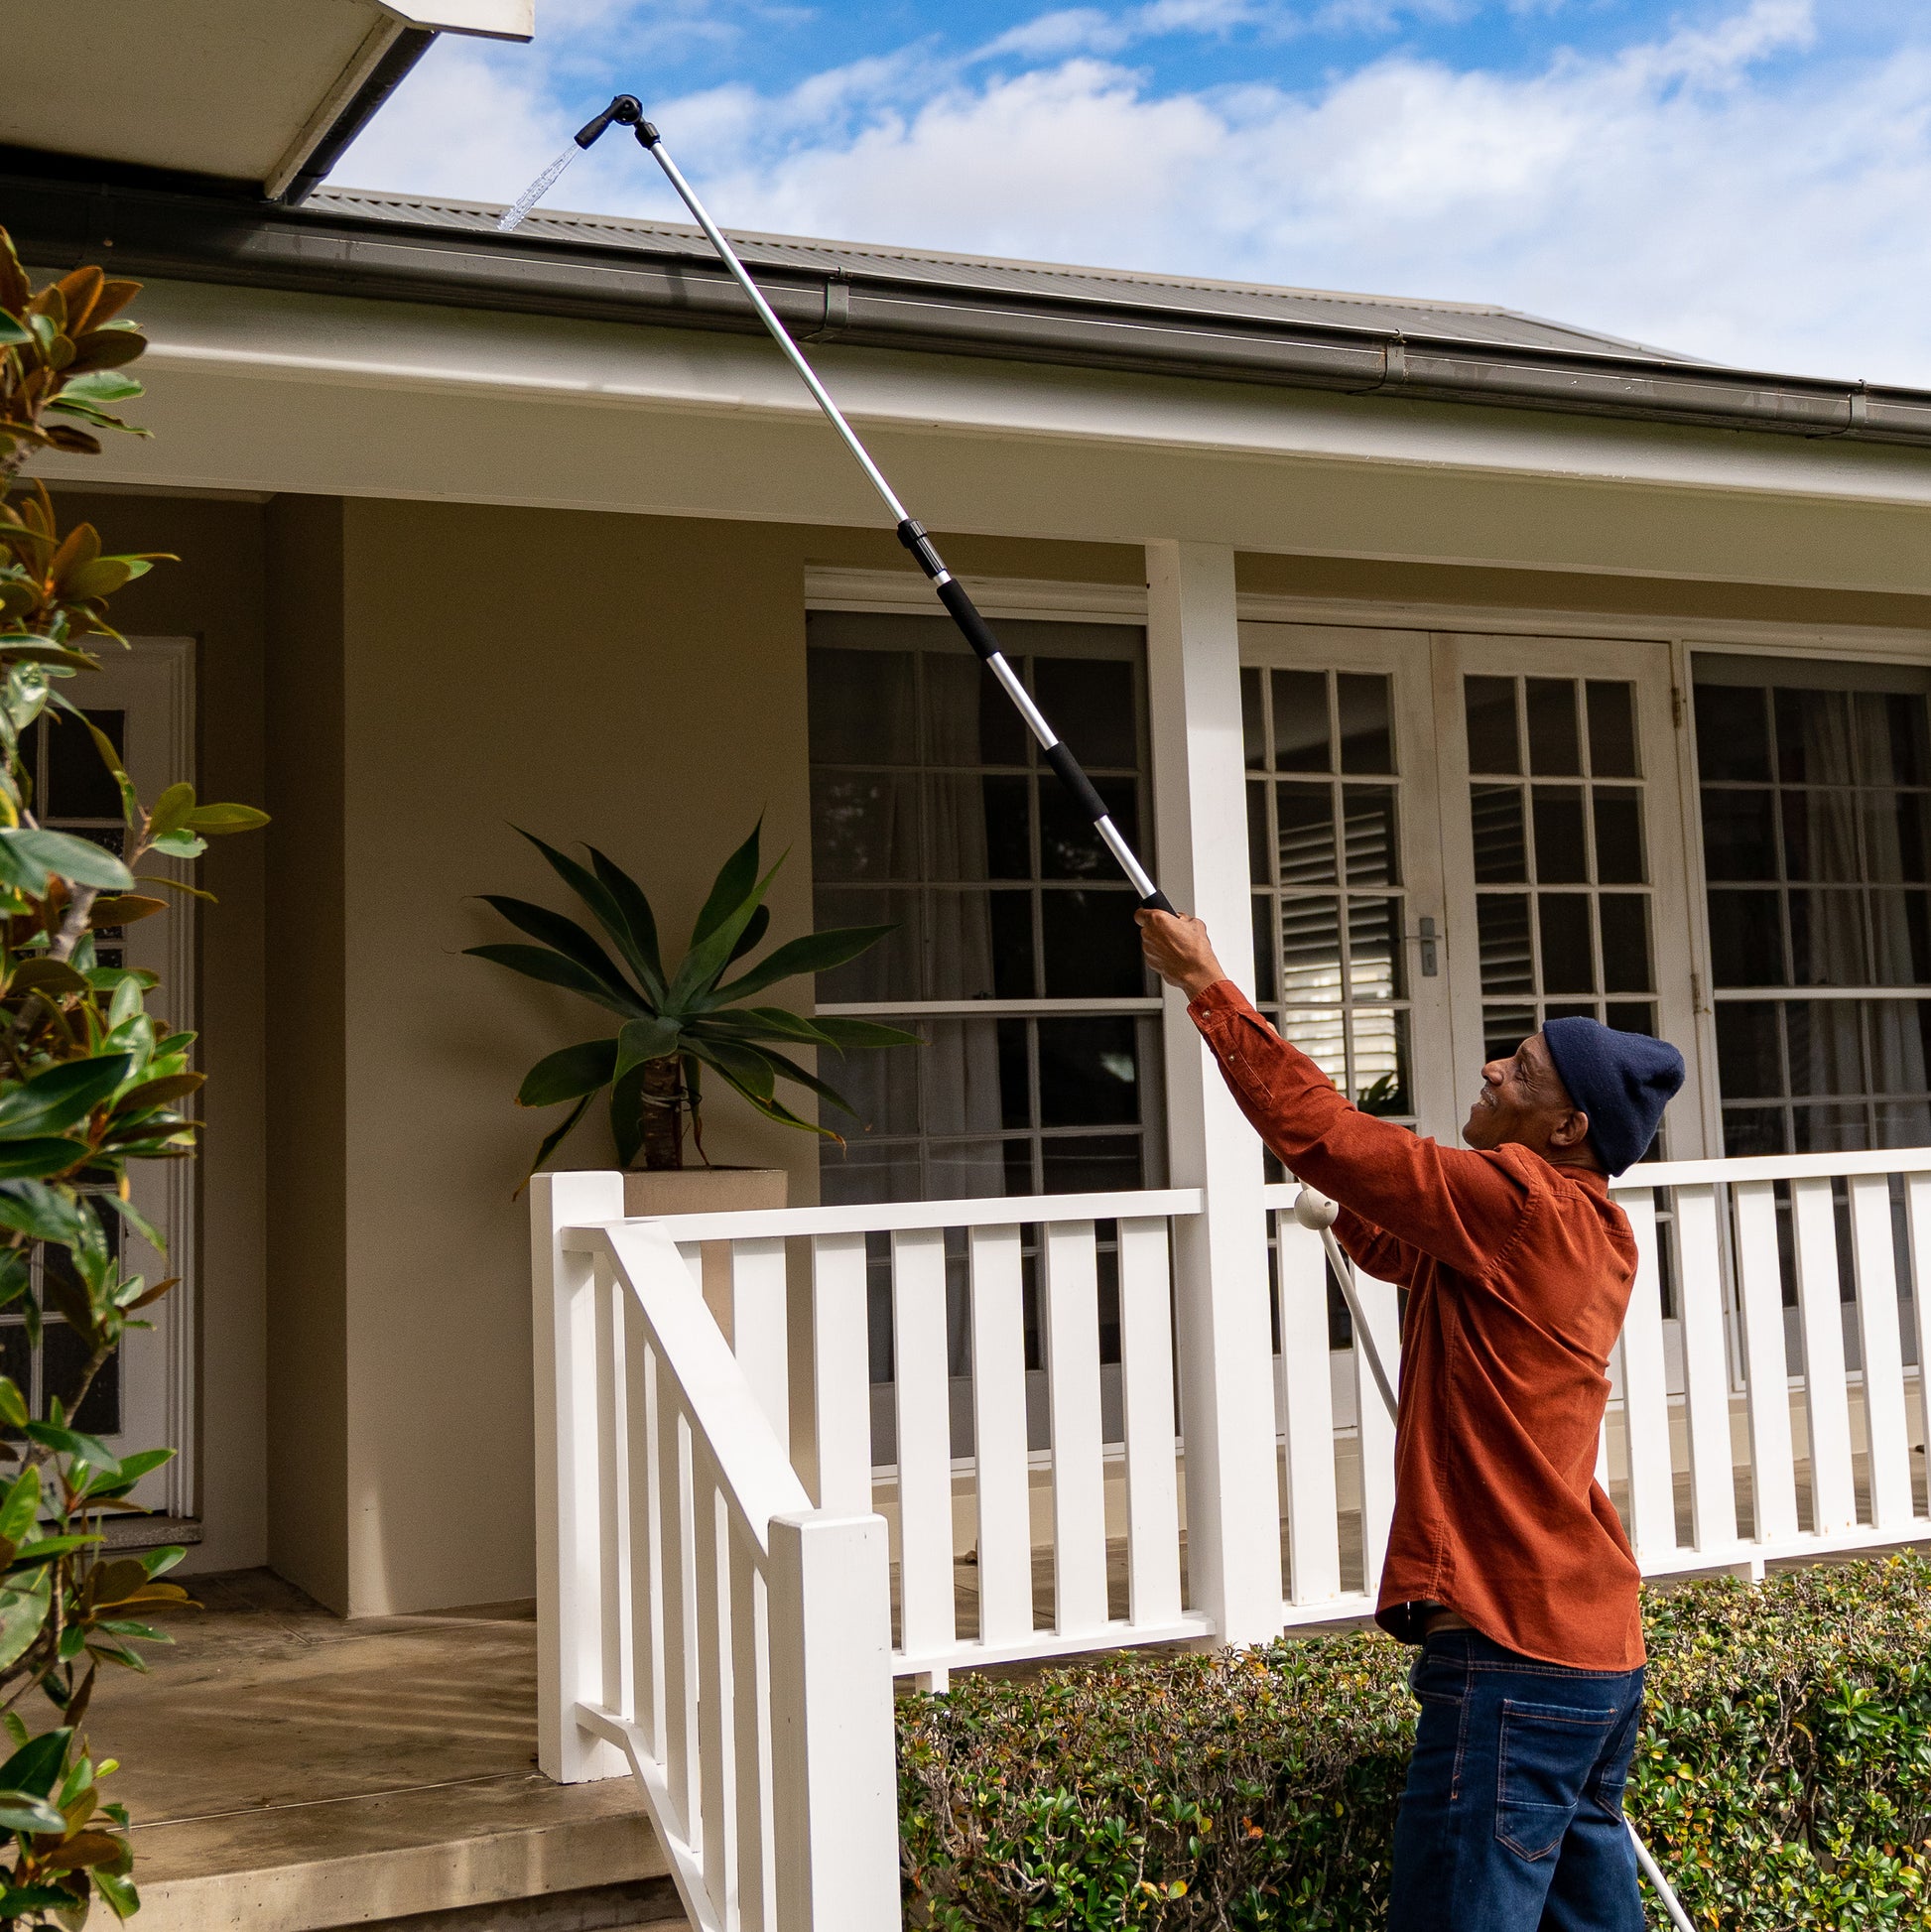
[313, 187, 1705, 367]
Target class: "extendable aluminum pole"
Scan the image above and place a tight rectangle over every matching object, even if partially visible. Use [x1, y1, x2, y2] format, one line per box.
[502, 97, 1174, 913]
[1292, 1183, 1696, 1932]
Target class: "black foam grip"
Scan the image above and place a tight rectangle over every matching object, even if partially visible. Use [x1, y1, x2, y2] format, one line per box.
[1042, 741, 1111, 826]
[933, 578, 1002, 666]
[1139, 889, 1177, 914]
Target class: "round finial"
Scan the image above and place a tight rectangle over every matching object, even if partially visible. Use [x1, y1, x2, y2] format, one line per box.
[1292, 1186, 1339, 1230]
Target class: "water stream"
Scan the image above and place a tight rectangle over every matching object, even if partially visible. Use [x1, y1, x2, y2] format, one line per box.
[496, 143, 579, 232]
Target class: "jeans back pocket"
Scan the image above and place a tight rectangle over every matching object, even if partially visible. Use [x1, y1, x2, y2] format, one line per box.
[1495, 1698, 1618, 1861]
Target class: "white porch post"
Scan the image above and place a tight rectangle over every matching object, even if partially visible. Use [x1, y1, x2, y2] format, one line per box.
[1145, 540, 1284, 1645]
[532, 1170, 628, 1783]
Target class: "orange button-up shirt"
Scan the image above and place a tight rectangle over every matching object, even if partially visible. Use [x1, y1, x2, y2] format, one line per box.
[1190, 979, 1644, 1671]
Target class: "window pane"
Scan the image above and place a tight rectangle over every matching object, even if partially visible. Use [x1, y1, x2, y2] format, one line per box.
[1342, 785, 1399, 886]
[1478, 895, 1533, 995]
[809, 648, 916, 763]
[1471, 785, 1526, 883]
[1246, 780, 1270, 886]
[1605, 1002, 1656, 1036]
[989, 891, 1035, 997]
[1791, 1103, 1867, 1153]
[833, 1021, 924, 1136]
[1483, 1005, 1536, 1064]
[1276, 783, 1337, 886]
[814, 888, 920, 1001]
[1708, 889, 1785, 986]
[45, 710, 123, 821]
[982, 776, 1033, 879]
[1039, 776, 1137, 879]
[1271, 670, 1330, 771]
[1881, 692, 1930, 786]
[1250, 897, 1277, 1002]
[1722, 1106, 1787, 1157]
[922, 652, 1023, 765]
[1716, 1003, 1782, 1097]
[1780, 791, 1858, 882]
[1037, 1017, 1140, 1126]
[1599, 896, 1651, 994]
[1869, 1000, 1931, 1095]
[1042, 1135, 1142, 1195]
[42, 1325, 117, 1436]
[928, 1139, 1024, 1199]
[1774, 688, 1849, 785]
[1538, 895, 1595, 993]
[1784, 1002, 1865, 1097]
[1593, 790, 1646, 885]
[1464, 677, 1520, 775]
[928, 891, 1025, 999]
[1041, 891, 1144, 996]
[1241, 667, 1265, 770]
[1700, 790, 1776, 881]
[918, 1020, 1016, 1135]
[1280, 1006, 1348, 1086]
[1695, 685, 1771, 783]
[1531, 786, 1588, 884]
[1586, 682, 1638, 778]
[1347, 898, 1404, 1001]
[1280, 897, 1343, 1001]
[1526, 679, 1582, 776]
[1036, 659, 1136, 769]
[811, 772, 919, 881]
[1874, 793, 1928, 884]
[1870, 889, 1930, 982]
[1352, 1009, 1410, 1114]
[1788, 888, 1867, 985]
[1336, 674, 1394, 773]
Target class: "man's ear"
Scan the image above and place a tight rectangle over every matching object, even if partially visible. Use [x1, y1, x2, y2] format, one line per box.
[1550, 1106, 1592, 1155]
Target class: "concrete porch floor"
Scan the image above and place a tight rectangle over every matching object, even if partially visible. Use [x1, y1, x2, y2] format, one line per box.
[88, 1571, 684, 1932]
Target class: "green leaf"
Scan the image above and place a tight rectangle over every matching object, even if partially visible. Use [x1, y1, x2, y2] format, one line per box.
[462, 944, 641, 1019]
[613, 1015, 682, 1082]
[0, 1470, 39, 1545]
[0, 1572, 51, 1677]
[517, 831, 665, 1005]
[148, 830, 207, 859]
[0, 1726, 66, 1799]
[0, 828, 132, 892]
[0, 1137, 88, 1180]
[0, 1381, 26, 1432]
[57, 369, 142, 405]
[608, 1065, 647, 1170]
[807, 1015, 925, 1051]
[0, 1790, 65, 1835]
[585, 846, 666, 999]
[180, 802, 267, 835]
[723, 903, 771, 966]
[0, 1887, 76, 1915]
[708, 925, 896, 1007]
[515, 1038, 617, 1108]
[23, 1422, 117, 1476]
[699, 1005, 836, 1046]
[0, 314, 29, 348]
[748, 1043, 861, 1118]
[94, 1866, 139, 1917]
[690, 818, 763, 949]
[0, 1055, 134, 1138]
[478, 897, 640, 1008]
[146, 782, 194, 838]
[663, 861, 781, 1013]
[521, 1093, 592, 1189]
[0, 1182, 85, 1245]
[682, 1035, 776, 1102]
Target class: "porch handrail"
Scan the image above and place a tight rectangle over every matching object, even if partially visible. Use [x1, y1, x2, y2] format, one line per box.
[1610, 1147, 1931, 1189]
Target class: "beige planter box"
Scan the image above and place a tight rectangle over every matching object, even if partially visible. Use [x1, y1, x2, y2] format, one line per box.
[621, 1165, 789, 1217]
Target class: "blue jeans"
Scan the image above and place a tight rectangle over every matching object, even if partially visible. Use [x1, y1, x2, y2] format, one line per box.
[1387, 1628, 1646, 1932]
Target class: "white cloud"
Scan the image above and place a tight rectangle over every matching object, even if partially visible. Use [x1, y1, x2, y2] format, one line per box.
[337, 0, 1931, 386]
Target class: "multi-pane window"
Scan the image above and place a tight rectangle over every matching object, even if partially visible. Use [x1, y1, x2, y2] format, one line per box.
[2, 711, 129, 1435]
[1242, 667, 1413, 1123]
[1463, 674, 1657, 1064]
[1696, 657, 1931, 1155]
[807, 611, 1162, 1204]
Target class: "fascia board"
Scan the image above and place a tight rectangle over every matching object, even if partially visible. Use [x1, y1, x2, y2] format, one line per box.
[102, 273, 1931, 514]
[379, 1, 534, 40]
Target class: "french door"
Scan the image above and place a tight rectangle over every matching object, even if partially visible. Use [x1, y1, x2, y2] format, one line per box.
[1239, 623, 1707, 1155]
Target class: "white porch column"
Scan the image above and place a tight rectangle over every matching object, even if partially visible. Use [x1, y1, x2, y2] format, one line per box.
[1145, 540, 1284, 1645]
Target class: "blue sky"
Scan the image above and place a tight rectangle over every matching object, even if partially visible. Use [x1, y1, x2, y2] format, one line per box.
[339, 1, 1931, 384]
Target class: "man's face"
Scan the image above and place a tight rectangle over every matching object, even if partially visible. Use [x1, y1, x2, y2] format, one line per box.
[1463, 1031, 1595, 1166]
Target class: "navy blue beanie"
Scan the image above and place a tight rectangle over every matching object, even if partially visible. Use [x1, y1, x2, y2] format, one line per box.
[1540, 1017, 1685, 1176]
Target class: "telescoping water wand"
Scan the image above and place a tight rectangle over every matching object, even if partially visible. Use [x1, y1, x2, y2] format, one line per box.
[1290, 1184, 1696, 1932]
[501, 96, 1174, 914]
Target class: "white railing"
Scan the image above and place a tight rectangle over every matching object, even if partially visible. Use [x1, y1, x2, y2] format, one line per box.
[534, 1149, 1931, 1926]
[533, 1172, 899, 1932]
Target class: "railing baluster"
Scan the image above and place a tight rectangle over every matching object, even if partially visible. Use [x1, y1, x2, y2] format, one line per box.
[694, 1452, 737, 1925]
[1849, 1174, 1914, 1533]
[659, 1396, 700, 1853]
[1116, 1218, 1182, 1626]
[1043, 1221, 1109, 1636]
[891, 1228, 956, 1665]
[1910, 1175, 1931, 1511]
[1352, 1267, 1400, 1598]
[593, 1254, 629, 1720]
[731, 1237, 791, 1457]
[1672, 1185, 1738, 1550]
[624, 1304, 664, 1764]
[966, 1224, 1033, 1645]
[729, 1529, 774, 1932]
[809, 1234, 872, 1516]
[1274, 1215, 1341, 1607]
[1617, 1193, 1676, 1562]
[1792, 1176, 1857, 1531]
[1733, 1180, 1799, 1542]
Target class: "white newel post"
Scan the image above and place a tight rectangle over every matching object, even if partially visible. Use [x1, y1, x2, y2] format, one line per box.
[532, 1170, 628, 1783]
[1145, 540, 1285, 1644]
[767, 1510, 900, 1932]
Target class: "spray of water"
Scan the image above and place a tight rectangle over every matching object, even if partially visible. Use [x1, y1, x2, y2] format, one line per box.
[497, 142, 579, 232]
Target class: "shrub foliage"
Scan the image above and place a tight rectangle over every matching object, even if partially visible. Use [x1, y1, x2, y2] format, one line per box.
[899, 1556, 1931, 1929]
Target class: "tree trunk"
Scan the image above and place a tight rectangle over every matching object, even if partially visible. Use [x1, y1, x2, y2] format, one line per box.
[640, 1056, 685, 1170]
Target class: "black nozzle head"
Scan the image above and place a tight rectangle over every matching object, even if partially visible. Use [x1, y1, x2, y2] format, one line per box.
[634, 120, 661, 150]
[576, 95, 644, 148]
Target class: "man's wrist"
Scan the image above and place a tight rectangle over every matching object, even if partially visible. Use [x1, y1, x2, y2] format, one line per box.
[1179, 967, 1226, 1003]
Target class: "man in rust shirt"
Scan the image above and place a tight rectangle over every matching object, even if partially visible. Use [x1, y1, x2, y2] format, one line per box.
[1138, 909, 1685, 1932]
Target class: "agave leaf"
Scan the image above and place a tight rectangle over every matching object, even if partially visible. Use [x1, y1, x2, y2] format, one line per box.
[661, 861, 781, 1013]
[515, 1038, 618, 1108]
[517, 1093, 593, 1194]
[516, 831, 663, 1007]
[463, 944, 641, 1019]
[724, 902, 770, 966]
[613, 1015, 681, 1083]
[805, 1015, 926, 1051]
[583, 845, 666, 1001]
[689, 817, 762, 949]
[706, 924, 896, 1008]
[478, 896, 640, 1007]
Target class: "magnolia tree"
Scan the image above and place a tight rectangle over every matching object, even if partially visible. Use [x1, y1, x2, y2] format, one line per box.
[0, 230, 265, 1925]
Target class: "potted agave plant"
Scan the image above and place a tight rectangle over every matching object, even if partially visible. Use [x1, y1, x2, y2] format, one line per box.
[468, 820, 917, 1212]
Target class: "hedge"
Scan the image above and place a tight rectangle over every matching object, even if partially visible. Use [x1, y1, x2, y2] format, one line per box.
[897, 1553, 1931, 1929]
